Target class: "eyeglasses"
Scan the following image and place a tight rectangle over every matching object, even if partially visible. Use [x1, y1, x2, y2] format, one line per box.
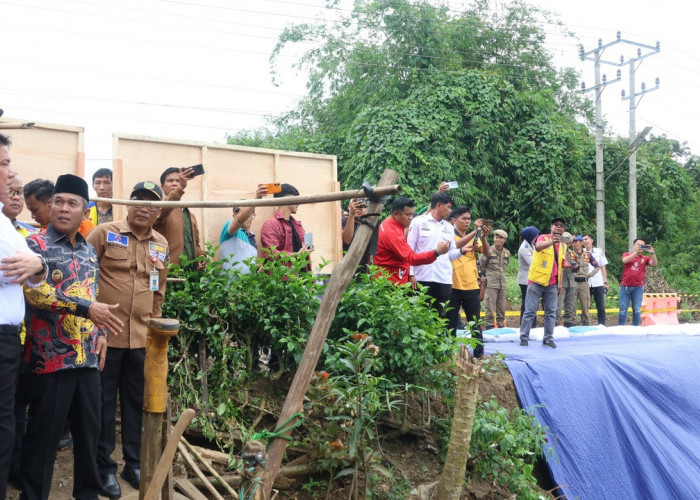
[9, 190, 22, 198]
[130, 198, 160, 212]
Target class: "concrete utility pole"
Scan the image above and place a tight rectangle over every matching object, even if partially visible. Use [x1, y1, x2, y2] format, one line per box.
[580, 40, 622, 253]
[621, 44, 660, 249]
[580, 32, 659, 252]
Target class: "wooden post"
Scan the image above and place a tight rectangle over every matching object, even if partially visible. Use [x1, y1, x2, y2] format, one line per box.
[434, 345, 482, 500]
[255, 170, 400, 498]
[140, 318, 180, 500]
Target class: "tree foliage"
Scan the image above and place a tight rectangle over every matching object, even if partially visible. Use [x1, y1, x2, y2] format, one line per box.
[229, 0, 700, 292]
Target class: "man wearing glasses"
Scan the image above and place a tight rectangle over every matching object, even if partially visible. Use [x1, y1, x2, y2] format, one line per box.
[86, 181, 169, 498]
[519, 217, 568, 349]
[220, 184, 268, 274]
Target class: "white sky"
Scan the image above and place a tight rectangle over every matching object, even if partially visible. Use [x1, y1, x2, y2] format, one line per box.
[2, 0, 698, 181]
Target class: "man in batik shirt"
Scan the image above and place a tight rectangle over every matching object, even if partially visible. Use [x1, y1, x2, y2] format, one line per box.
[21, 174, 122, 500]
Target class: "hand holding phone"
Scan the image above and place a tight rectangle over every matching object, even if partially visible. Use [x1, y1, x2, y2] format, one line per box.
[183, 164, 205, 178]
[265, 183, 282, 194]
[303, 232, 314, 251]
[446, 181, 459, 190]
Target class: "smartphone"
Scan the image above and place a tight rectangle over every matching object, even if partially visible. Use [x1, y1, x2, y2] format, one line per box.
[485, 219, 494, 226]
[265, 183, 282, 194]
[303, 232, 314, 248]
[640, 245, 651, 250]
[356, 198, 368, 209]
[185, 164, 205, 177]
[446, 181, 459, 189]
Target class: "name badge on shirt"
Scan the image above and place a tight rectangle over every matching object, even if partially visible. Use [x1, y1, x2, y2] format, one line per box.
[106, 231, 129, 247]
[150, 270, 159, 291]
[149, 242, 167, 262]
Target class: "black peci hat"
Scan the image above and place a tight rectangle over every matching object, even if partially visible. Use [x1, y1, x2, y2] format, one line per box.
[53, 174, 89, 201]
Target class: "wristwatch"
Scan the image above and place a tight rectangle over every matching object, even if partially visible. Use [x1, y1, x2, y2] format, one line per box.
[33, 255, 47, 276]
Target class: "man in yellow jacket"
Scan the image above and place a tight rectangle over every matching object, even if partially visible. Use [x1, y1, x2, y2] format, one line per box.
[519, 217, 568, 348]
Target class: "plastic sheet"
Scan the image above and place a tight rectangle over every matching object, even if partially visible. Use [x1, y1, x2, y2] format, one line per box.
[485, 333, 700, 499]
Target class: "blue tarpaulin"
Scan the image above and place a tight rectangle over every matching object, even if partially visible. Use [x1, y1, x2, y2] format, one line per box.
[485, 334, 700, 499]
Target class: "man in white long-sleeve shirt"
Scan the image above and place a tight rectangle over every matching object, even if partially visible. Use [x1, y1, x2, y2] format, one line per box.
[407, 192, 473, 319]
[0, 133, 47, 498]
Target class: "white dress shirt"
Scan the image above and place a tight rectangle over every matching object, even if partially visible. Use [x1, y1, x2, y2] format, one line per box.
[407, 212, 462, 284]
[0, 202, 36, 324]
[587, 247, 608, 287]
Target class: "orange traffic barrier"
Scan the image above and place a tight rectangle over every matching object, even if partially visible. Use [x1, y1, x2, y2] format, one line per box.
[641, 293, 681, 326]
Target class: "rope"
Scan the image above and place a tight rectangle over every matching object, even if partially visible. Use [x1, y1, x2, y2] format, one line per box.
[251, 412, 304, 443]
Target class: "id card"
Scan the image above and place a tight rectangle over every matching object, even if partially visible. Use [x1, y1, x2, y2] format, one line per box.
[149, 270, 159, 291]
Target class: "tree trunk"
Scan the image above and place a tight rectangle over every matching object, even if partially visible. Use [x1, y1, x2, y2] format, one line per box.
[434, 345, 482, 500]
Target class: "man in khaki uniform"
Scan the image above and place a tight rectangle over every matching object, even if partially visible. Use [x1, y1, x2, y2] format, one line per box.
[481, 229, 510, 328]
[155, 166, 204, 268]
[569, 235, 599, 326]
[86, 181, 169, 498]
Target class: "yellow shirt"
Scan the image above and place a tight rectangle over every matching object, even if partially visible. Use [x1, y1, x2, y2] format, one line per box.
[451, 235, 483, 291]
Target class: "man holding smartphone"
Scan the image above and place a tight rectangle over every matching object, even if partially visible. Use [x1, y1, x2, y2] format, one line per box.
[155, 166, 205, 269]
[618, 238, 658, 326]
[260, 183, 313, 271]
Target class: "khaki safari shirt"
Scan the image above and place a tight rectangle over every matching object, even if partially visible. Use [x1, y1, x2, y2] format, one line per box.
[154, 186, 204, 265]
[87, 219, 169, 349]
[483, 246, 510, 289]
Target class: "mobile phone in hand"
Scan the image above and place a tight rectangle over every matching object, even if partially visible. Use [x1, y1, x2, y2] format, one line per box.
[640, 245, 651, 250]
[265, 183, 282, 194]
[304, 232, 314, 249]
[446, 181, 459, 189]
[185, 164, 205, 177]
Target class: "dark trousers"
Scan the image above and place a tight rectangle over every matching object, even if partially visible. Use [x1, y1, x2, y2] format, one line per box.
[418, 281, 453, 319]
[98, 348, 145, 474]
[0, 330, 22, 498]
[10, 372, 29, 483]
[519, 284, 538, 330]
[448, 288, 484, 357]
[590, 286, 607, 325]
[20, 369, 101, 500]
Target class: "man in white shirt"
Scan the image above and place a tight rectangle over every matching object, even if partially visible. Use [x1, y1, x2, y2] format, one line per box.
[0, 134, 47, 498]
[407, 192, 472, 319]
[582, 233, 609, 325]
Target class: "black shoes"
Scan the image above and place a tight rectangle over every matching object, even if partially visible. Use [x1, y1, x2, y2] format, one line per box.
[99, 473, 121, 499]
[519, 339, 528, 346]
[543, 339, 557, 348]
[121, 466, 141, 490]
[57, 430, 73, 450]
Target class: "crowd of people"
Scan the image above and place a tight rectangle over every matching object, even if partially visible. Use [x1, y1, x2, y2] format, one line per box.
[345, 183, 659, 353]
[0, 131, 659, 499]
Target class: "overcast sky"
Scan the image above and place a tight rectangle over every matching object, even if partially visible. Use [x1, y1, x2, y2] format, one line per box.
[2, 0, 698, 180]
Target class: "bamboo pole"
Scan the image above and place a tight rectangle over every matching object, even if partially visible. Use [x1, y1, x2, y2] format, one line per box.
[254, 170, 400, 499]
[140, 318, 180, 499]
[91, 184, 400, 209]
[180, 437, 239, 499]
[142, 408, 196, 500]
[178, 442, 225, 500]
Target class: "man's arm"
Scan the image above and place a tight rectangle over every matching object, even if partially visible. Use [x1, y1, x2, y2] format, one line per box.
[647, 246, 658, 266]
[621, 251, 640, 264]
[260, 218, 288, 257]
[0, 252, 46, 284]
[228, 185, 268, 236]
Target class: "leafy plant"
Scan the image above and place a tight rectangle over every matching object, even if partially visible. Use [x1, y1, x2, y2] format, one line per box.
[303, 332, 403, 500]
[468, 398, 552, 499]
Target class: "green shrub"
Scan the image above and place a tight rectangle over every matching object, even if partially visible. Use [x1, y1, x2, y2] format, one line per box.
[468, 398, 551, 499]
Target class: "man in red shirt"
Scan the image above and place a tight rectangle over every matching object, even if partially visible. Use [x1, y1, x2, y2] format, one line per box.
[618, 238, 658, 326]
[374, 197, 448, 284]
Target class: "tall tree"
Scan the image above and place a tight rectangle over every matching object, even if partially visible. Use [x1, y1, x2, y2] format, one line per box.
[231, 0, 593, 232]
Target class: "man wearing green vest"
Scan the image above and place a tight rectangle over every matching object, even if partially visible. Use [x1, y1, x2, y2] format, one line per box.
[519, 217, 568, 348]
